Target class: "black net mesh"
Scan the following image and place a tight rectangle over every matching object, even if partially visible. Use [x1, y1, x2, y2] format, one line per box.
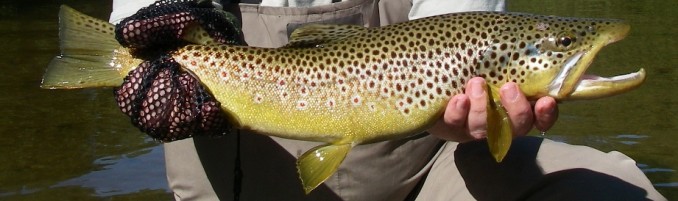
[115, 0, 241, 57]
[115, 57, 230, 142]
[113, 0, 241, 142]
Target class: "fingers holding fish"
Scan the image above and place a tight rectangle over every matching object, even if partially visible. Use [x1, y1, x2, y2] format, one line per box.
[499, 82, 534, 137]
[534, 96, 558, 133]
[430, 79, 558, 142]
[429, 77, 500, 142]
[429, 94, 471, 142]
[429, 78, 494, 143]
[466, 78, 490, 140]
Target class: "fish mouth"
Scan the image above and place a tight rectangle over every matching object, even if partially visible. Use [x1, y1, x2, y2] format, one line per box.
[548, 22, 646, 100]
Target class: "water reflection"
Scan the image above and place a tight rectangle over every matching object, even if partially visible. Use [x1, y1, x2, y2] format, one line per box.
[2, 146, 168, 198]
[51, 146, 168, 197]
[614, 134, 648, 146]
[655, 183, 678, 188]
[0, 1, 172, 200]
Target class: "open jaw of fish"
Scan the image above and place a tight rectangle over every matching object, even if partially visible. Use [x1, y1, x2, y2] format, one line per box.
[547, 22, 645, 100]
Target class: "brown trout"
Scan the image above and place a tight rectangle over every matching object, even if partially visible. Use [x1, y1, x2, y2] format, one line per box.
[43, 6, 645, 193]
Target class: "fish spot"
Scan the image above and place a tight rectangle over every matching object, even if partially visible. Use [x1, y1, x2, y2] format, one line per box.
[219, 70, 229, 81]
[419, 100, 428, 109]
[366, 79, 379, 93]
[279, 90, 290, 101]
[381, 87, 391, 98]
[351, 95, 362, 106]
[299, 86, 310, 97]
[276, 79, 286, 87]
[296, 100, 309, 110]
[367, 102, 377, 112]
[326, 98, 336, 109]
[339, 85, 349, 95]
[240, 71, 250, 80]
[253, 94, 263, 104]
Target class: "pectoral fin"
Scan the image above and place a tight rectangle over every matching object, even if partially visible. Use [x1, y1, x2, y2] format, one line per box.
[297, 143, 352, 194]
[486, 85, 513, 162]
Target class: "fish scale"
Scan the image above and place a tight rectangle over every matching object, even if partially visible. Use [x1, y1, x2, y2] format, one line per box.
[43, 5, 645, 194]
[171, 12, 573, 143]
[176, 44, 460, 141]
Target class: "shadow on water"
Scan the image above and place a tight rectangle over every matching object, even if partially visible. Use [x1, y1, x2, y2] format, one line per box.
[0, 0, 676, 200]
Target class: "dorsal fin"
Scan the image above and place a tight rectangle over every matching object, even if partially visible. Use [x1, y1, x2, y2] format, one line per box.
[285, 24, 366, 48]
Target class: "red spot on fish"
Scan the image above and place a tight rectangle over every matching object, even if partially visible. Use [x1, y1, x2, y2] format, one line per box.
[327, 99, 335, 108]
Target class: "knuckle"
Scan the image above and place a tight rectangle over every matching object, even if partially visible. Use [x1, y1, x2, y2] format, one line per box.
[469, 129, 487, 139]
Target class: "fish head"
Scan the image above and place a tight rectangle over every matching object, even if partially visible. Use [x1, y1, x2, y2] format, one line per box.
[495, 14, 645, 100]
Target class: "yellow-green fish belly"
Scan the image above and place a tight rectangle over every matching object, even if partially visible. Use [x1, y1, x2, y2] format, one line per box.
[174, 43, 463, 144]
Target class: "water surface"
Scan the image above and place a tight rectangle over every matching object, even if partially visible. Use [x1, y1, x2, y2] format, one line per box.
[510, 0, 678, 199]
[0, 0, 173, 200]
[0, 0, 675, 200]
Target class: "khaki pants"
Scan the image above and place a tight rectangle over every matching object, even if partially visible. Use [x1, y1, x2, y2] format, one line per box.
[109, 0, 666, 200]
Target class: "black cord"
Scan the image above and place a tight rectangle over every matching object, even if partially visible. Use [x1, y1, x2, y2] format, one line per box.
[234, 129, 242, 201]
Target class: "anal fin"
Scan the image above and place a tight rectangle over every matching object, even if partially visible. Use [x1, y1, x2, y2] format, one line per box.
[297, 143, 352, 194]
[486, 85, 513, 162]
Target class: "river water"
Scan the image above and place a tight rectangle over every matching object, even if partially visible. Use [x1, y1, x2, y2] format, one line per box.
[0, 0, 675, 200]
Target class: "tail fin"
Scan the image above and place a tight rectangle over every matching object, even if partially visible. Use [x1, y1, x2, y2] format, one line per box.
[42, 5, 133, 89]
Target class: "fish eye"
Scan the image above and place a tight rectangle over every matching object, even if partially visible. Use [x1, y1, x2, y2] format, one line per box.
[539, 33, 577, 53]
[557, 36, 575, 47]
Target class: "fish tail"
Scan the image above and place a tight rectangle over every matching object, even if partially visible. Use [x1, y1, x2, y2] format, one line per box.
[42, 5, 134, 89]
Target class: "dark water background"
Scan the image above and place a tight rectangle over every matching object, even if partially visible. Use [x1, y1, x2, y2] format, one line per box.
[0, 0, 675, 200]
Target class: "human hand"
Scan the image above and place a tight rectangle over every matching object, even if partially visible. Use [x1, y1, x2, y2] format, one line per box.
[428, 77, 558, 143]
